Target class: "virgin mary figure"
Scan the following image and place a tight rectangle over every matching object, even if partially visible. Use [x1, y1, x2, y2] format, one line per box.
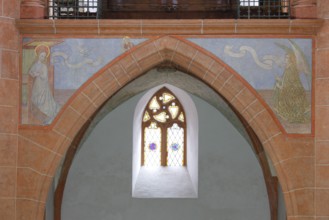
[29, 44, 60, 124]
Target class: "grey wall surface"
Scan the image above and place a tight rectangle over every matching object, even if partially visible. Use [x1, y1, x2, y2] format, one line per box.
[278, 183, 287, 220]
[46, 182, 54, 220]
[61, 92, 270, 220]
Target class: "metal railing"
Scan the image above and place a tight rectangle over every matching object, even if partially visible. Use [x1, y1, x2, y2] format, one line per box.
[48, 0, 99, 19]
[47, 0, 290, 19]
[238, 0, 290, 19]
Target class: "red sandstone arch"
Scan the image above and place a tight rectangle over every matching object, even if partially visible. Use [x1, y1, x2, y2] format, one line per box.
[17, 35, 313, 220]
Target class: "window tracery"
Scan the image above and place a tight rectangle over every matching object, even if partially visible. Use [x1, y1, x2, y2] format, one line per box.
[142, 87, 186, 167]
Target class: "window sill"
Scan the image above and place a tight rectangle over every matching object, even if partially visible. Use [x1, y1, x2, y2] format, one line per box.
[133, 167, 197, 198]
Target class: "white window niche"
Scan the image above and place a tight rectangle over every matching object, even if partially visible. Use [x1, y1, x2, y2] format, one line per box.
[132, 84, 198, 198]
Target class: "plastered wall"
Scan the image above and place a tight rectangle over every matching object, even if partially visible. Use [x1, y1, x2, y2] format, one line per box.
[61, 92, 270, 220]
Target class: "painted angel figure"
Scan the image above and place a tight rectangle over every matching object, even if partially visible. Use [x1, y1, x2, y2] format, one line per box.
[29, 44, 60, 125]
[272, 40, 311, 123]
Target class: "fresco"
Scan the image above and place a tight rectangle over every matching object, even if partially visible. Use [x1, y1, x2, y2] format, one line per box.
[21, 37, 147, 125]
[21, 37, 312, 134]
[188, 38, 312, 134]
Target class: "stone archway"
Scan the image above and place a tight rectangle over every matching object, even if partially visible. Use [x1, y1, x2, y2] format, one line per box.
[18, 35, 313, 220]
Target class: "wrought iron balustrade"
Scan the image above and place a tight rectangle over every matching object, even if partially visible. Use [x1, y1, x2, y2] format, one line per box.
[238, 0, 290, 19]
[48, 0, 98, 19]
[47, 0, 290, 19]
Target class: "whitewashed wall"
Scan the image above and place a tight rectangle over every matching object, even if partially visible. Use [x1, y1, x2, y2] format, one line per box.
[61, 92, 270, 220]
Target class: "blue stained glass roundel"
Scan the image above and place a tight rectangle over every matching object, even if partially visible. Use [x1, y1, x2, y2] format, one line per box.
[149, 143, 157, 151]
[171, 143, 180, 151]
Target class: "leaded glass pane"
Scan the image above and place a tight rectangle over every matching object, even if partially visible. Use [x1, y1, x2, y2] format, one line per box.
[167, 123, 184, 166]
[144, 122, 161, 166]
[149, 96, 160, 111]
[168, 105, 179, 119]
[143, 111, 150, 122]
[153, 112, 168, 123]
[160, 92, 175, 104]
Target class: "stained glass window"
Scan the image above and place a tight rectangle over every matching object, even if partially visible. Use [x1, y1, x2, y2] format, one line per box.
[142, 87, 186, 166]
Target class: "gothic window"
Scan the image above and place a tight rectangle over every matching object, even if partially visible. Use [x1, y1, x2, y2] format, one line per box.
[142, 87, 186, 167]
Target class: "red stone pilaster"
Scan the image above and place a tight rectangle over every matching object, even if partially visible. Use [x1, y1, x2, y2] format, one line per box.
[20, 0, 46, 19]
[291, 0, 317, 18]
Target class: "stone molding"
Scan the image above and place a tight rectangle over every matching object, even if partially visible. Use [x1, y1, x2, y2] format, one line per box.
[15, 19, 324, 36]
[292, 0, 317, 7]
[21, 0, 45, 7]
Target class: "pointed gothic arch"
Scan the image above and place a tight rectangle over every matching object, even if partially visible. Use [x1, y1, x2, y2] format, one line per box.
[20, 35, 302, 220]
